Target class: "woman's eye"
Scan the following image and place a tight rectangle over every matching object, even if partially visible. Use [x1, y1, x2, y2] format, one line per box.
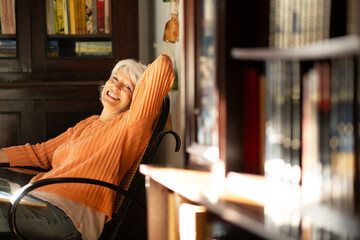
[126, 85, 131, 91]
[113, 76, 118, 81]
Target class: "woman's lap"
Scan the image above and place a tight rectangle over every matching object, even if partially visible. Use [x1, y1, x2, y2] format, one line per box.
[0, 195, 81, 240]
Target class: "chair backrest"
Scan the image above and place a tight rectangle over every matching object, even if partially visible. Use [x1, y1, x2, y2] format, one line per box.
[101, 94, 180, 240]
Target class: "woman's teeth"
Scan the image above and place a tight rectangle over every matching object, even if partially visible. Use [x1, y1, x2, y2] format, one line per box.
[107, 91, 120, 100]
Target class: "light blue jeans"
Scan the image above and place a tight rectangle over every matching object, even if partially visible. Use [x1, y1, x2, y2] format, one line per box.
[0, 195, 81, 240]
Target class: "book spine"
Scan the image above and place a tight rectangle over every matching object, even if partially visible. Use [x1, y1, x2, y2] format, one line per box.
[292, 0, 301, 47]
[356, 57, 360, 205]
[2, 0, 15, 34]
[75, 0, 80, 34]
[0, 181, 12, 193]
[9, 0, 15, 34]
[290, 61, 301, 185]
[302, 66, 322, 204]
[347, 0, 360, 34]
[283, 62, 292, 182]
[63, 0, 69, 34]
[53, 0, 59, 34]
[0, 1, 5, 34]
[76, 41, 111, 52]
[56, 0, 64, 34]
[46, 0, 51, 34]
[0, 39, 16, 46]
[85, 0, 93, 34]
[108, 0, 111, 33]
[243, 68, 260, 174]
[80, 0, 86, 34]
[97, 0, 104, 34]
[91, 0, 97, 34]
[265, 61, 285, 181]
[104, 0, 109, 34]
[1, 0, 8, 34]
[341, 57, 355, 211]
[76, 51, 111, 56]
[68, 0, 76, 34]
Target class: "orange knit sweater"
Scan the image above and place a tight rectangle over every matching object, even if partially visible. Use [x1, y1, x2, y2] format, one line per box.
[4, 54, 174, 221]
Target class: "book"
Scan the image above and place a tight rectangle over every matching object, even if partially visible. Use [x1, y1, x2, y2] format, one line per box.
[68, 0, 76, 34]
[80, 0, 86, 34]
[85, 0, 94, 34]
[356, 56, 360, 204]
[91, 0, 97, 34]
[316, 62, 331, 203]
[347, 0, 360, 35]
[269, 0, 331, 48]
[302, 66, 322, 204]
[0, 0, 16, 34]
[242, 68, 261, 174]
[74, 0, 80, 34]
[0, 177, 20, 194]
[56, 0, 65, 34]
[47, 40, 59, 57]
[104, 0, 110, 34]
[63, 0, 70, 34]
[0, 39, 16, 57]
[0, 178, 47, 208]
[265, 61, 286, 182]
[75, 41, 112, 56]
[97, 0, 104, 33]
[290, 61, 301, 185]
[52, 0, 59, 34]
[0, 1, 3, 34]
[46, 0, 56, 34]
[0, 39, 16, 46]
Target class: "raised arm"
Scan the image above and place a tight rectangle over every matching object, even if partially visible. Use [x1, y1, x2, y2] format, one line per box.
[127, 54, 175, 122]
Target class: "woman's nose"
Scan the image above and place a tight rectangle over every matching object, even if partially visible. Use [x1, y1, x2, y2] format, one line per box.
[114, 81, 124, 91]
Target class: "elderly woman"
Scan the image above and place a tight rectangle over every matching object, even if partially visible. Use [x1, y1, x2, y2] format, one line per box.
[0, 54, 175, 240]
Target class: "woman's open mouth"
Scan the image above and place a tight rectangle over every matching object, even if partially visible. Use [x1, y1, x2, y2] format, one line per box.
[107, 91, 120, 100]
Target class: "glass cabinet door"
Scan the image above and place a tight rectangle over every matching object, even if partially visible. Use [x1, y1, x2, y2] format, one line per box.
[0, 0, 31, 74]
[31, 0, 138, 75]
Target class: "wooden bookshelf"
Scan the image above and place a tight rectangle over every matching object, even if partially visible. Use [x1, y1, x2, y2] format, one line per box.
[141, 165, 360, 240]
[182, 0, 360, 239]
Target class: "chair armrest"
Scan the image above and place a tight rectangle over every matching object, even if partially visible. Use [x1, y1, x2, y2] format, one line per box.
[9, 177, 141, 239]
[0, 163, 10, 168]
[145, 130, 181, 164]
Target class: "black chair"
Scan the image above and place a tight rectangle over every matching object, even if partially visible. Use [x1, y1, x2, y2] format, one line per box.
[7, 95, 181, 240]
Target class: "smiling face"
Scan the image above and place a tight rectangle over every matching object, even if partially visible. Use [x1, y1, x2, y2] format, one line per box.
[100, 69, 136, 117]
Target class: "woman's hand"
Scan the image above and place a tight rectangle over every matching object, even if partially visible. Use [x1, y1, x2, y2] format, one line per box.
[0, 149, 9, 164]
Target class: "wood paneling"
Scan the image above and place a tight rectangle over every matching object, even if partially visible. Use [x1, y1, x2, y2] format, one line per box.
[0, 113, 20, 148]
[0, 82, 102, 146]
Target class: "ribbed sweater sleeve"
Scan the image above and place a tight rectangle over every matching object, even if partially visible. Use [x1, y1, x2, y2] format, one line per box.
[4, 118, 93, 169]
[3, 54, 175, 221]
[129, 54, 174, 122]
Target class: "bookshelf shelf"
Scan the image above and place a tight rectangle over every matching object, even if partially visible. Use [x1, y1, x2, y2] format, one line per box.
[141, 165, 360, 240]
[0, 35, 16, 39]
[47, 34, 112, 39]
[231, 35, 360, 61]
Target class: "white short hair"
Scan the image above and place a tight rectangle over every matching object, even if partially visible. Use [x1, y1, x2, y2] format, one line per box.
[111, 59, 147, 85]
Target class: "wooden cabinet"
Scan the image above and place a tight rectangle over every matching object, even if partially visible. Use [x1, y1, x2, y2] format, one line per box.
[0, 0, 139, 147]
